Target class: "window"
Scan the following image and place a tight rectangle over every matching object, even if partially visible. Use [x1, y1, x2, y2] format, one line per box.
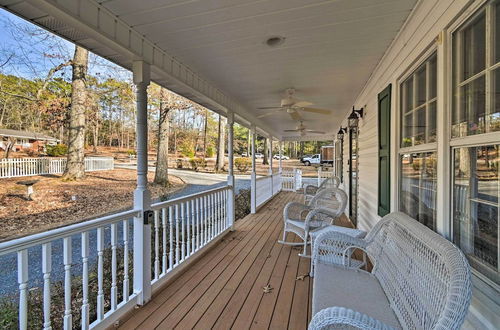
[398, 53, 437, 230]
[452, 5, 500, 138]
[400, 152, 437, 230]
[401, 53, 437, 147]
[452, 1, 500, 288]
[453, 144, 498, 286]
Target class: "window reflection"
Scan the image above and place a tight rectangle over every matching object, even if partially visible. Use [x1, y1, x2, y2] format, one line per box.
[453, 145, 499, 285]
[400, 152, 437, 230]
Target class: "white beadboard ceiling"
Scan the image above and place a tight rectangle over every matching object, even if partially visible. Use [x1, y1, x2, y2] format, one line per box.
[1, 0, 417, 139]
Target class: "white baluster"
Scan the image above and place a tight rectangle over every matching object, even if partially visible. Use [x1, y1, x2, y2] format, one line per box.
[211, 193, 215, 239]
[122, 220, 129, 302]
[162, 208, 167, 275]
[186, 201, 191, 257]
[41, 243, 52, 330]
[169, 206, 174, 270]
[110, 222, 118, 311]
[154, 210, 160, 279]
[96, 227, 104, 320]
[196, 198, 200, 250]
[203, 195, 207, 245]
[191, 199, 195, 254]
[81, 232, 89, 329]
[18, 249, 28, 330]
[181, 202, 186, 261]
[175, 204, 180, 265]
[63, 237, 72, 330]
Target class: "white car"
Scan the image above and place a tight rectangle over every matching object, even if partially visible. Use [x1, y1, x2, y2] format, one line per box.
[254, 153, 264, 159]
[302, 154, 320, 166]
[273, 154, 289, 160]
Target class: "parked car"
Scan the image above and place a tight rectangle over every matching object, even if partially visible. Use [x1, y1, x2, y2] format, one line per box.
[273, 154, 289, 160]
[241, 152, 248, 157]
[254, 153, 264, 159]
[302, 154, 320, 166]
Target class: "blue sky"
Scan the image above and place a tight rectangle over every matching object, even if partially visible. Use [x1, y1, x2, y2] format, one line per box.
[0, 8, 131, 81]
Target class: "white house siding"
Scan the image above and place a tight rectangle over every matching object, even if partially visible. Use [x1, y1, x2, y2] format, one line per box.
[340, 0, 499, 328]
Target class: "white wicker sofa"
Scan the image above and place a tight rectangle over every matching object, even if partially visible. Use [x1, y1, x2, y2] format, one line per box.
[309, 212, 472, 330]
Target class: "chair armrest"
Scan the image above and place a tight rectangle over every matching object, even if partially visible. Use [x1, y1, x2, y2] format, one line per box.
[312, 230, 368, 270]
[309, 307, 396, 330]
[304, 184, 319, 196]
[283, 202, 311, 221]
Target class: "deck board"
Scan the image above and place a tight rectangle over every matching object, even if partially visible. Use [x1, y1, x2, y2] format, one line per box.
[118, 191, 328, 330]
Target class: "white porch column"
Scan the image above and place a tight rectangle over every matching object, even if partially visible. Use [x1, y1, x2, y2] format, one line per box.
[226, 111, 235, 230]
[278, 141, 283, 173]
[250, 125, 257, 214]
[132, 61, 152, 305]
[268, 136, 273, 175]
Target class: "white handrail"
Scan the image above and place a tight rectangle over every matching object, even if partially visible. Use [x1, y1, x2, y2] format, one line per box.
[0, 209, 140, 256]
[151, 185, 230, 210]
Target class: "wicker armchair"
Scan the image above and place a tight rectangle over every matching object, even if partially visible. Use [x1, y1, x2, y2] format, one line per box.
[309, 212, 472, 330]
[278, 188, 348, 256]
[304, 176, 340, 205]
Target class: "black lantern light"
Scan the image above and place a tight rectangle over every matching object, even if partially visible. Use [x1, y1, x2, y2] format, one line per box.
[348, 107, 364, 128]
[337, 127, 346, 140]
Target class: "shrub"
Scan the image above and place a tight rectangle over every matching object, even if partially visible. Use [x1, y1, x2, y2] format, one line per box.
[46, 144, 68, 157]
[126, 149, 136, 156]
[205, 146, 215, 158]
[235, 157, 251, 173]
[189, 157, 206, 171]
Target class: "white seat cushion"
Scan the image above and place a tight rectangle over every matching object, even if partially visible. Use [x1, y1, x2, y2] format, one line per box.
[312, 263, 401, 329]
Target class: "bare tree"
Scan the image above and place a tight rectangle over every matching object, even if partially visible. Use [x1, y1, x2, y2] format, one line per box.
[263, 137, 269, 165]
[62, 46, 88, 181]
[215, 114, 226, 171]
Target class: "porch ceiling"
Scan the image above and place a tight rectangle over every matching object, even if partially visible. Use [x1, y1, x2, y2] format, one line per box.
[1, 0, 417, 140]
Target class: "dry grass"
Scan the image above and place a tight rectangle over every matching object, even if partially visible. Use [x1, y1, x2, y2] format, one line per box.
[0, 169, 185, 241]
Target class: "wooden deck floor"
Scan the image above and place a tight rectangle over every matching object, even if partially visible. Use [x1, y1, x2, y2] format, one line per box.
[119, 192, 320, 330]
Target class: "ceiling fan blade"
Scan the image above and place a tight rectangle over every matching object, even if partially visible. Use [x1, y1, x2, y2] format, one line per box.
[257, 106, 283, 110]
[256, 109, 283, 118]
[305, 130, 326, 134]
[293, 101, 313, 107]
[284, 129, 300, 132]
[301, 107, 332, 115]
[289, 111, 303, 121]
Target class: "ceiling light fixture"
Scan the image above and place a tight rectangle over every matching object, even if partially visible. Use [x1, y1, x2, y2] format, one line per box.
[265, 36, 286, 47]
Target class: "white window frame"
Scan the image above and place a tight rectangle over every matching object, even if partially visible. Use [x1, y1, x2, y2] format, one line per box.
[396, 45, 439, 226]
[447, 0, 500, 295]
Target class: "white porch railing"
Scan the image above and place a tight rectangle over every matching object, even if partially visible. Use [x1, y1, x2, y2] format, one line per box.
[0, 185, 233, 330]
[150, 185, 231, 288]
[281, 168, 302, 192]
[317, 167, 334, 186]
[0, 157, 114, 178]
[255, 172, 282, 209]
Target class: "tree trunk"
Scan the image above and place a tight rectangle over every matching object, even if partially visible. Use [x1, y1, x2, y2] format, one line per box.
[247, 129, 251, 156]
[154, 88, 171, 186]
[62, 46, 88, 181]
[3, 137, 16, 159]
[215, 115, 226, 171]
[263, 138, 269, 165]
[203, 109, 208, 156]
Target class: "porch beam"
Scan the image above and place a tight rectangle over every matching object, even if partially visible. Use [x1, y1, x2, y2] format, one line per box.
[250, 125, 257, 214]
[227, 111, 235, 230]
[132, 60, 152, 305]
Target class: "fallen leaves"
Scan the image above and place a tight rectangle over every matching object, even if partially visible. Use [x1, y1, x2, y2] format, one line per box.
[295, 274, 310, 281]
[263, 284, 273, 294]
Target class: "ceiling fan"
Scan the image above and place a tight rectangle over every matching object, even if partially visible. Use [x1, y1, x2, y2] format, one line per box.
[284, 121, 325, 136]
[256, 88, 332, 120]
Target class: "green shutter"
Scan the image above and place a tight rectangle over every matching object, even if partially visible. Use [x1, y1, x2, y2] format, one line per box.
[378, 85, 391, 217]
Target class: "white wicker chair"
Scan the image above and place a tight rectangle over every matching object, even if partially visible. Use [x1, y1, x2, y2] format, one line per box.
[304, 176, 340, 205]
[278, 188, 348, 256]
[309, 212, 472, 330]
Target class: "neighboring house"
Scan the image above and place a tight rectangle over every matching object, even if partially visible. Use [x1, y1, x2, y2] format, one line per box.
[0, 128, 59, 153]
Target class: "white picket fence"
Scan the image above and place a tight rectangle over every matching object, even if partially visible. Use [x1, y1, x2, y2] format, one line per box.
[0, 157, 114, 178]
[0, 185, 233, 330]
